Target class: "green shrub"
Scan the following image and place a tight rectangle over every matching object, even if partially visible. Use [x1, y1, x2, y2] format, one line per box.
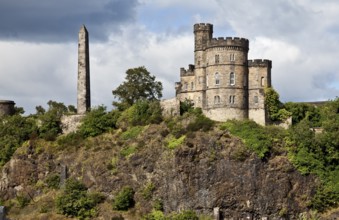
[187, 114, 214, 132]
[143, 210, 166, 220]
[167, 135, 186, 150]
[141, 182, 155, 200]
[79, 106, 120, 138]
[112, 186, 135, 211]
[152, 199, 163, 211]
[120, 145, 137, 158]
[220, 120, 273, 159]
[45, 173, 60, 189]
[169, 210, 199, 220]
[120, 126, 143, 140]
[0, 115, 37, 166]
[180, 99, 194, 115]
[16, 195, 30, 208]
[37, 100, 68, 141]
[56, 178, 102, 219]
[117, 100, 163, 129]
[57, 132, 84, 149]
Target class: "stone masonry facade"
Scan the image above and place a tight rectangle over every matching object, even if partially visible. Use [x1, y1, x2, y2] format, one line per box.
[162, 23, 272, 126]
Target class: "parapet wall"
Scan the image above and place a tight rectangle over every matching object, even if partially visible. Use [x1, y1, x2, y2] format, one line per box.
[0, 100, 15, 116]
[248, 59, 272, 68]
[194, 23, 213, 33]
[208, 37, 249, 49]
[180, 64, 195, 76]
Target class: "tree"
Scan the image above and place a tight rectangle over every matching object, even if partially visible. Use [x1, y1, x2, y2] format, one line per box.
[264, 87, 291, 121]
[112, 66, 163, 111]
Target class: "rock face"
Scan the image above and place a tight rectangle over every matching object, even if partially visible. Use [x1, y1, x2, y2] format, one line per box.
[0, 124, 316, 219]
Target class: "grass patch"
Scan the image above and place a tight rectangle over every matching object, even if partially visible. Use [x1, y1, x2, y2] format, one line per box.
[120, 145, 137, 158]
[166, 135, 186, 150]
[120, 126, 143, 140]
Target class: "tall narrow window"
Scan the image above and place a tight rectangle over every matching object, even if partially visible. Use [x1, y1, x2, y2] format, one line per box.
[261, 77, 265, 87]
[230, 53, 235, 61]
[254, 96, 258, 104]
[215, 72, 220, 85]
[214, 95, 220, 104]
[229, 95, 235, 104]
[215, 54, 220, 64]
[206, 74, 209, 87]
[230, 72, 235, 85]
[184, 83, 188, 91]
[191, 82, 194, 90]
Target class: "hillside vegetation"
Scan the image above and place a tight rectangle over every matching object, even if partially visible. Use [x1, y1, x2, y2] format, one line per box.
[0, 98, 338, 219]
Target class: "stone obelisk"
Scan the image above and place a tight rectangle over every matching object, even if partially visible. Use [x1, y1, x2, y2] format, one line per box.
[77, 25, 90, 114]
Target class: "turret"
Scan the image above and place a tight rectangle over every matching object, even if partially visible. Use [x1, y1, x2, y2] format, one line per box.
[194, 23, 213, 51]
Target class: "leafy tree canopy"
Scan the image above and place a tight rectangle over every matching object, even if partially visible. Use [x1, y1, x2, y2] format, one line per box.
[112, 66, 163, 111]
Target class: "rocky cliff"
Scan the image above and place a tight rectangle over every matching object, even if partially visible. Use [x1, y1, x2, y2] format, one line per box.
[0, 123, 318, 219]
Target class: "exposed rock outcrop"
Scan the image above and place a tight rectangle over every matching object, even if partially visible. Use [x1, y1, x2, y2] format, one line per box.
[0, 124, 316, 219]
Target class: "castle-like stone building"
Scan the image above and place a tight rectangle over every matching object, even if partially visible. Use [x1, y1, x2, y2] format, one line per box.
[162, 23, 272, 125]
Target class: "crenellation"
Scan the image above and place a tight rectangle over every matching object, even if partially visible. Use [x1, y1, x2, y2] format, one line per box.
[193, 23, 213, 32]
[207, 37, 249, 50]
[180, 64, 195, 76]
[248, 59, 272, 68]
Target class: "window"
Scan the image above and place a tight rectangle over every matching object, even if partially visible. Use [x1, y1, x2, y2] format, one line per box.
[229, 95, 235, 104]
[254, 96, 258, 104]
[230, 53, 235, 61]
[206, 74, 209, 87]
[230, 72, 235, 85]
[215, 72, 220, 85]
[215, 54, 220, 64]
[199, 76, 203, 84]
[198, 97, 201, 103]
[261, 77, 265, 87]
[214, 95, 220, 104]
[191, 82, 194, 90]
[184, 83, 188, 91]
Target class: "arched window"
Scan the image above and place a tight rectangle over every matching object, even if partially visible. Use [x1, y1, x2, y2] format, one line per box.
[215, 73, 220, 85]
[261, 77, 265, 87]
[230, 72, 235, 85]
[214, 96, 220, 104]
[254, 96, 259, 104]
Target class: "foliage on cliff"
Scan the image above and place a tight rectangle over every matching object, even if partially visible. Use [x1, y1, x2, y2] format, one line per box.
[0, 97, 339, 219]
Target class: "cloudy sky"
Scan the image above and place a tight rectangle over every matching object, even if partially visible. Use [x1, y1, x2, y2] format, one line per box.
[1, 0, 339, 114]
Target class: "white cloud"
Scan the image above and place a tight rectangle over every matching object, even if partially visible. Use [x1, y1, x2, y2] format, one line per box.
[1, 0, 339, 114]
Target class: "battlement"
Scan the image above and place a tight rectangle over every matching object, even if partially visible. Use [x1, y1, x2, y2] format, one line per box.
[208, 37, 249, 49]
[180, 64, 195, 76]
[194, 23, 213, 33]
[248, 59, 272, 68]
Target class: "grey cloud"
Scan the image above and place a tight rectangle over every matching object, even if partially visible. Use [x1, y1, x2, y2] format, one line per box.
[0, 0, 139, 42]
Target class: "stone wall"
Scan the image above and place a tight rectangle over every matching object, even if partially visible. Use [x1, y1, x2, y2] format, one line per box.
[160, 98, 180, 117]
[60, 114, 85, 134]
[203, 107, 247, 122]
